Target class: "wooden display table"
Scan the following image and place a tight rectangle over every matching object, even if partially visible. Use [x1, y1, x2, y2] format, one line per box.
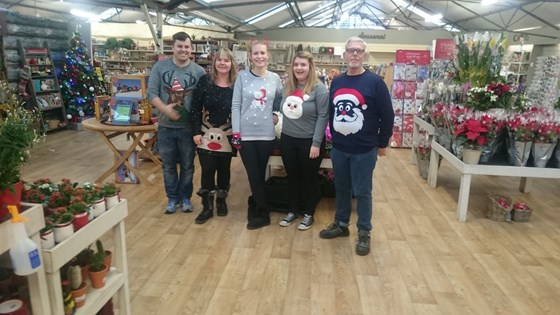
[428, 140, 560, 222]
[82, 118, 160, 184]
[0, 203, 50, 315]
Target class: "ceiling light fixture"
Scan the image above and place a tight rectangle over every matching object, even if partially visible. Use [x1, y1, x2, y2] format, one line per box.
[513, 26, 542, 32]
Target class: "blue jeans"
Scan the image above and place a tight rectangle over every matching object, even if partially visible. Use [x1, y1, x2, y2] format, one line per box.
[331, 147, 377, 232]
[157, 126, 195, 202]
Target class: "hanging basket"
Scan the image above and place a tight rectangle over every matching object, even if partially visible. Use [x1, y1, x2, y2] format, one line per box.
[486, 194, 513, 221]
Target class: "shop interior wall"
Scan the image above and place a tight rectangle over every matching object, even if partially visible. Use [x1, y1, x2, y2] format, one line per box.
[1, 10, 69, 85]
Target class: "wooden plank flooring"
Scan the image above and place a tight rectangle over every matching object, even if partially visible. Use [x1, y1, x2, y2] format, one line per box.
[21, 129, 560, 315]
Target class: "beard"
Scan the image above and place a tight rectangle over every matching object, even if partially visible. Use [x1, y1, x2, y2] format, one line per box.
[333, 109, 364, 136]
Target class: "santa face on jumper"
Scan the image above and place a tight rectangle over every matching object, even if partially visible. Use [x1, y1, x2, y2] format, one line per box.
[282, 89, 309, 120]
[332, 88, 367, 136]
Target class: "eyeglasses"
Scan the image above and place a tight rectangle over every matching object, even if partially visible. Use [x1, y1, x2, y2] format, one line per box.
[346, 48, 365, 54]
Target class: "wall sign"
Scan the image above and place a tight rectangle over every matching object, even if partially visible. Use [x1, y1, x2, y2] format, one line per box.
[434, 39, 455, 60]
[395, 50, 431, 65]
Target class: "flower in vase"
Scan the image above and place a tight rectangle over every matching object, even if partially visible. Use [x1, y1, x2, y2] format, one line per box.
[480, 110, 506, 140]
[453, 117, 489, 149]
[415, 143, 432, 160]
[464, 82, 516, 111]
[429, 102, 447, 127]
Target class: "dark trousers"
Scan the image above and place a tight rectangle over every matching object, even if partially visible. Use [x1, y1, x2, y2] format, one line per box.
[280, 134, 324, 216]
[239, 140, 275, 210]
[197, 151, 232, 191]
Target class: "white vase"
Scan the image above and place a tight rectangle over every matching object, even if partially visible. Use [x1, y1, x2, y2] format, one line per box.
[54, 221, 74, 243]
[532, 142, 555, 167]
[92, 199, 106, 217]
[462, 148, 482, 164]
[40, 229, 55, 249]
[105, 194, 120, 209]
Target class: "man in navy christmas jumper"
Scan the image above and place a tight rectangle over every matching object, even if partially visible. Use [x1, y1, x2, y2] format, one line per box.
[319, 36, 395, 256]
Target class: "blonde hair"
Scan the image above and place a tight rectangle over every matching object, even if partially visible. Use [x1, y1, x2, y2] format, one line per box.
[210, 47, 238, 86]
[284, 50, 318, 97]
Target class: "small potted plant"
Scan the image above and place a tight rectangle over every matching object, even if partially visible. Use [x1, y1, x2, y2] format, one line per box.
[39, 218, 55, 249]
[66, 264, 87, 308]
[75, 246, 94, 281]
[102, 183, 120, 209]
[88, 240, 108, 289]
[83, 183, 106, 217]
[52, 209, 74, 243]
[67, 201, 89, 231]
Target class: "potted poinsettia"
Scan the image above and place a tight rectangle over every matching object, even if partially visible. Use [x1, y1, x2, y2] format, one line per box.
[453, 115, 489, 164]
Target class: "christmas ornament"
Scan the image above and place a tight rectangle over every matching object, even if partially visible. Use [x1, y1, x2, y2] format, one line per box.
[67, 114, 72, 120]
[89, 86, 95, 92]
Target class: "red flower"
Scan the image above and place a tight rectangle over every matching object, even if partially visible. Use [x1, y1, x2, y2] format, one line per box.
[454, 117, 489, 148]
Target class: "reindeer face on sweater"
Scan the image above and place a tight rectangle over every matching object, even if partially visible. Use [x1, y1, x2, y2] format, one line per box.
[199, 112, 233, 152]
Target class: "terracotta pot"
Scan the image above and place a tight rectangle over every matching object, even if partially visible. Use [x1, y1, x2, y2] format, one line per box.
[103, 250, 113, 268]
[0, 180, 23, 223]
[88, 264, 108, 289]
[71, 282, 87, 308]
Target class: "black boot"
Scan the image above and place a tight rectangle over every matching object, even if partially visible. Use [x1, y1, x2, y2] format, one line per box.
[247, 206, 271, 230]
[216, 189, 228, 216]
[195, 189, 214, 224]
[247, 195, 257, 221]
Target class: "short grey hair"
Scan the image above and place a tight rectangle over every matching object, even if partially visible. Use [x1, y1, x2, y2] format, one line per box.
[345, 36, 366, 50]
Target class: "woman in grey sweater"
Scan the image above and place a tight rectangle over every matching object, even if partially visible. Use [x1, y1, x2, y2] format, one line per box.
[278, 50, 329, 230]
[231, 39, 283, 229]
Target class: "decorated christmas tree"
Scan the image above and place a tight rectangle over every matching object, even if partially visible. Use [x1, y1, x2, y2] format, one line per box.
[59, 29, 106, 121]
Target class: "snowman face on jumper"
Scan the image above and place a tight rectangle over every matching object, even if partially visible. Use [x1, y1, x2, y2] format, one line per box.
[251, 88, 267, 110]
[282, 89, 309, 119]
[332, 88, 367, 136]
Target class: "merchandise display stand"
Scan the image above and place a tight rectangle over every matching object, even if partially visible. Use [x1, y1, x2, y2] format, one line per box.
[0, 203, 50, 314]
[428, 140, 560, 222]
[41, 199, 130, 315]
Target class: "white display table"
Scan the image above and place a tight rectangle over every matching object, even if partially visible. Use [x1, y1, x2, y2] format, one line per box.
[428, 140, 560, 222]
[42, 199, 130, 315]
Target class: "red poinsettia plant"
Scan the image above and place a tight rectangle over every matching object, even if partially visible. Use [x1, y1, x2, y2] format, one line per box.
[533, 120, 560, 144]
[453, 116, 489, 149]
[506, 112, 537, 142]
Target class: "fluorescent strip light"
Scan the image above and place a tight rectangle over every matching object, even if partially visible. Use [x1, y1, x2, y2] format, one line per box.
[513, 26, 542, 32]
[481, 0, 498, 5]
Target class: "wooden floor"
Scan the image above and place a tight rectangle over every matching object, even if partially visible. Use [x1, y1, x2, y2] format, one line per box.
[22, 129, 560, 315]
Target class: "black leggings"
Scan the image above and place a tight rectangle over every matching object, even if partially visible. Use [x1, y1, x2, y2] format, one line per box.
[239, 140, 275, 209]
[197, 151, 232, 191]
[280, 134, 325, 215]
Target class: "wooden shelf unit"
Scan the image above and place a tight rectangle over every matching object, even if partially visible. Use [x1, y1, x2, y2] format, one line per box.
[41, 199, 130, 315]
[17, 40, 68, 132]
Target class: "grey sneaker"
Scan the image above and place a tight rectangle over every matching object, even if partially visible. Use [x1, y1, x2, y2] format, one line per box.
[181, 198, 193, 212]
[164, 200, 178, 214]
[297, 214, 314, 231]
[319, 222, 349, 239]
[279, 212, 298, 227]
[356, 230, 371, 256]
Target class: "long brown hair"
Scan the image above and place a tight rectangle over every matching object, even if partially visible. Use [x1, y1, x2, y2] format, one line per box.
[284, 50, 318, 97]
[210, 47, 238, 86]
